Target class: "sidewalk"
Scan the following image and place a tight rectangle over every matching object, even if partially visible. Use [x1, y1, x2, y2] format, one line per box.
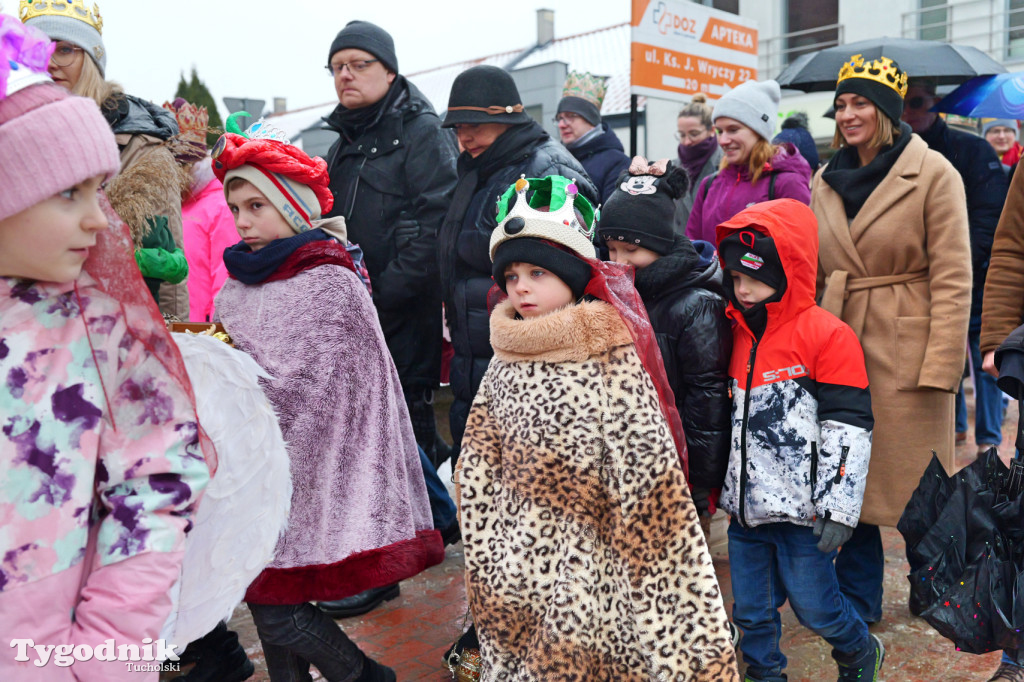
[164, 392, 1019, 681]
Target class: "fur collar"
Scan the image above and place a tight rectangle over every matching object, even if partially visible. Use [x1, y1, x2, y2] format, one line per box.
[490, 299, 632, 363]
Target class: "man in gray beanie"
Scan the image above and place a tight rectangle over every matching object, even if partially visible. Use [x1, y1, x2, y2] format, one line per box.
[320, 20, 460, 618]
[983, 118, 1021, 167]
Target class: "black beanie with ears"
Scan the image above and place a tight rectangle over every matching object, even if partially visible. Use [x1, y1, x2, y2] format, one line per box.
[598, 159, 689, 255]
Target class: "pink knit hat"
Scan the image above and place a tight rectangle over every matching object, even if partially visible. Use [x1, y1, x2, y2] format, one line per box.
[0, 15, 120, 222]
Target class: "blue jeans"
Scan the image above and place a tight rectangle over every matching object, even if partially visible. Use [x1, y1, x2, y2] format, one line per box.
[835, 522, 884, 624]
[419, 445, 456, 530]
[729, 521, 869, 680]
[956, 322, 1006, 445]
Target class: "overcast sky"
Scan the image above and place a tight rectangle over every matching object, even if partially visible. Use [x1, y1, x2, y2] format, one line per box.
[17, 0, 630, 118]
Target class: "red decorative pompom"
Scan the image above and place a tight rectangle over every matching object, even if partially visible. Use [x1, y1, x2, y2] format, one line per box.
[211, 133, 334, 215]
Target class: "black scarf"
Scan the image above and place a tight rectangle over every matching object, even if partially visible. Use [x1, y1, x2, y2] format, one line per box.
[223, 229, 330, 285]
[633, 236, 701, 303]
[438, 121, 549, 328]
[821, 121, 913, 219]
[329, 76, 409, 142]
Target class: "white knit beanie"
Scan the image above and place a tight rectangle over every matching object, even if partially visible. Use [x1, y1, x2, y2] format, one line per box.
[712, 80, 781, 141]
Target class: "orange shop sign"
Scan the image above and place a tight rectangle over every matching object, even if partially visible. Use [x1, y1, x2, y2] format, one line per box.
[631, 0, 758, 102]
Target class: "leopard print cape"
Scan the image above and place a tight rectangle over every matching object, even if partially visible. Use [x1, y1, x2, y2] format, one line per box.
[456, 299, 739, 681]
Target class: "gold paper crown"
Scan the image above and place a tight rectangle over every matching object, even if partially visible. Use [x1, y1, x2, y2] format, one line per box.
[162, 100, 210, 147]
[19, 0, 103, 35]
[562, 71, 608, 109]
[837, 54, 907, 98]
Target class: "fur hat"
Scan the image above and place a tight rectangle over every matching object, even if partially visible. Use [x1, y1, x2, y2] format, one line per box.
[328, 20, 397, 74]
[712, 80, 781, 141]
[212, 114, 333, 234]
[0, 15, 119, 222]
[718, 227, 785, 292]
[443, 65, 531, 127]
[20, 0, 107, 77]
[490, 175, 598, 299]
[598, 157, 688, 256]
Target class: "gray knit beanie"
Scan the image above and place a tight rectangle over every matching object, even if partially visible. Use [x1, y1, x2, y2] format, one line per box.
[982, 118, 1019, 138]
[712, 79, 781, 141]
[24, 15, 106, 77]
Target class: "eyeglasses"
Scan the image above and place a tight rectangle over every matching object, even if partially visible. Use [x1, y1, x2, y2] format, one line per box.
[325, 59, 379, 77]
[50, 43, 84, 67]
[674, 129, 710, 141]
[906, 96, 929, 110]
[553, 113, 580, 124]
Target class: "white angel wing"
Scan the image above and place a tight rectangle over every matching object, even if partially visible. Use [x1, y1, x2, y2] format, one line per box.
[161, 333, 292, 649]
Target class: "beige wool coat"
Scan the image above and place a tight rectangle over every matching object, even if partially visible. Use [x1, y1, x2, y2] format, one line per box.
[811, 134, 971, 527]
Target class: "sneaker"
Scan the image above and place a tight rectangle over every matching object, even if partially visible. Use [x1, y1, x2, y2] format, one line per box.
[833, 633, 884, 682]
[989, 661, 1024, 681]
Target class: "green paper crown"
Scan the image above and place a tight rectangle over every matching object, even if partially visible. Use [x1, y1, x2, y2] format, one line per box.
[561, 71, 608, 109]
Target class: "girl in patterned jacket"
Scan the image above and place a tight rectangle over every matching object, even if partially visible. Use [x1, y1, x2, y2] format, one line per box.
[0, 18, 210, 682]
[456, 175, 739, 681]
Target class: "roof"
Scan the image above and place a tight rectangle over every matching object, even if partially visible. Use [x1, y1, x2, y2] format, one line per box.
[268, 21, 640, 142]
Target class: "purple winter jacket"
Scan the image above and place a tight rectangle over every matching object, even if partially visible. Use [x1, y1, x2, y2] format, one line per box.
[685, 143, 812, 246]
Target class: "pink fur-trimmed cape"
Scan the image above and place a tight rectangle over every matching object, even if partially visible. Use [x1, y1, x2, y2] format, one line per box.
[215, 261, 442, 605]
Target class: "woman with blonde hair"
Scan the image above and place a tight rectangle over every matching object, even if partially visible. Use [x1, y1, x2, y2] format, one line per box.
[811, 54, 971, 632]
[672, 93, 723, 234]
[685, 80, 811, 245]
[22, 0, 191, 320]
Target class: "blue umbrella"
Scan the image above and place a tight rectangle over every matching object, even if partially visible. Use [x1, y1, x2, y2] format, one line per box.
[933, 73, 1024, 119]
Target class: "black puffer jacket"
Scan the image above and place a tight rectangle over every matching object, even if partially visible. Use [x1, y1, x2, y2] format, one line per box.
[440, 121, 598, 448]
[324, 78, 458, 392]
[920, 116, 1007, 321]
[567, 122, 631, 204]
[633, 237, 732, 488]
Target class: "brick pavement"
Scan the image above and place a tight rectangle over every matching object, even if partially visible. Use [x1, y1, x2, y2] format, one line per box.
[163, 389, 1019, 681]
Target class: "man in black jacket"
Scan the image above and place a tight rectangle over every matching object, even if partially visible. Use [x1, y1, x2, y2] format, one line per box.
[323, 21, 457, 456]
[902, 79, 1009, 453]
[320, 20, 459, 618]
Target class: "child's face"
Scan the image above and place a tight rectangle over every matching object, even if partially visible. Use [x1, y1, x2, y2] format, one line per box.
[606, 241, 660, 270]
[503, 262, 575, 318]
[729, 270, 777, 309]
[226, 180, 295, 251]
[0, 174, 108, 283]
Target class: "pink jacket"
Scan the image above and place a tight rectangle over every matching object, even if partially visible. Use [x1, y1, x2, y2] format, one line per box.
[0, 276, 210, 681]
[182, 159, 238, 322]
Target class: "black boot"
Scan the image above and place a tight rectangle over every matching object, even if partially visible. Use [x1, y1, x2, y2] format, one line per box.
[356, 654, 396, 682]
[318, 584, 400, 618]
[170, 622, 254, 682]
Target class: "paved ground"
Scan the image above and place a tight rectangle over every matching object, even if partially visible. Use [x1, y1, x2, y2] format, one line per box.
[163, 384, 1021, 681]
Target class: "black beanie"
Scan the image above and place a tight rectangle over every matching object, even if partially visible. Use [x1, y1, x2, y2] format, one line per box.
[598, 163, 689, 255]
[492, 238, 592, 301]
[557, 96, 601, 126]
[328, 21, 398, 74]
[718, 228, 786, 292]
[834, 56, 907, 125]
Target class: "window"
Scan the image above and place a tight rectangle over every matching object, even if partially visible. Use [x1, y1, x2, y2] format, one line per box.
[919, 0, 949, 41]
[786, 0, 839, 62]
[691, 0, 738, 14]
[1010, 0, 1024, 59]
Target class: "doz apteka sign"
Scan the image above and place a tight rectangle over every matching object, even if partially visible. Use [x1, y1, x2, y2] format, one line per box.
[631, 0, 758, 102]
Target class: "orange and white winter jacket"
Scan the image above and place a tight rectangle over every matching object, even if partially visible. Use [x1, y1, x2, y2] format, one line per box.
[716, 199, 873, 529]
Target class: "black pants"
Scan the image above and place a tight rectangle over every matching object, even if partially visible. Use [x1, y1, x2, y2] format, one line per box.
[247, 602, 365, 682]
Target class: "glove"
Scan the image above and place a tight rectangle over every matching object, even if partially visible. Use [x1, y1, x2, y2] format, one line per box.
[813, 517, 854, 553]
[689, 487, 711, 517]
[393, 211, 421, 250]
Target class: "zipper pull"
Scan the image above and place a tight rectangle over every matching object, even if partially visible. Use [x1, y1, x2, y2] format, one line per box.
[833, 446, 850, 483]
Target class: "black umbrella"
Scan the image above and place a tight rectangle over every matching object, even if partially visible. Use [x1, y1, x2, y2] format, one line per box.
[897, 322, 1024, 653]
[775, 36, 1006, 92]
